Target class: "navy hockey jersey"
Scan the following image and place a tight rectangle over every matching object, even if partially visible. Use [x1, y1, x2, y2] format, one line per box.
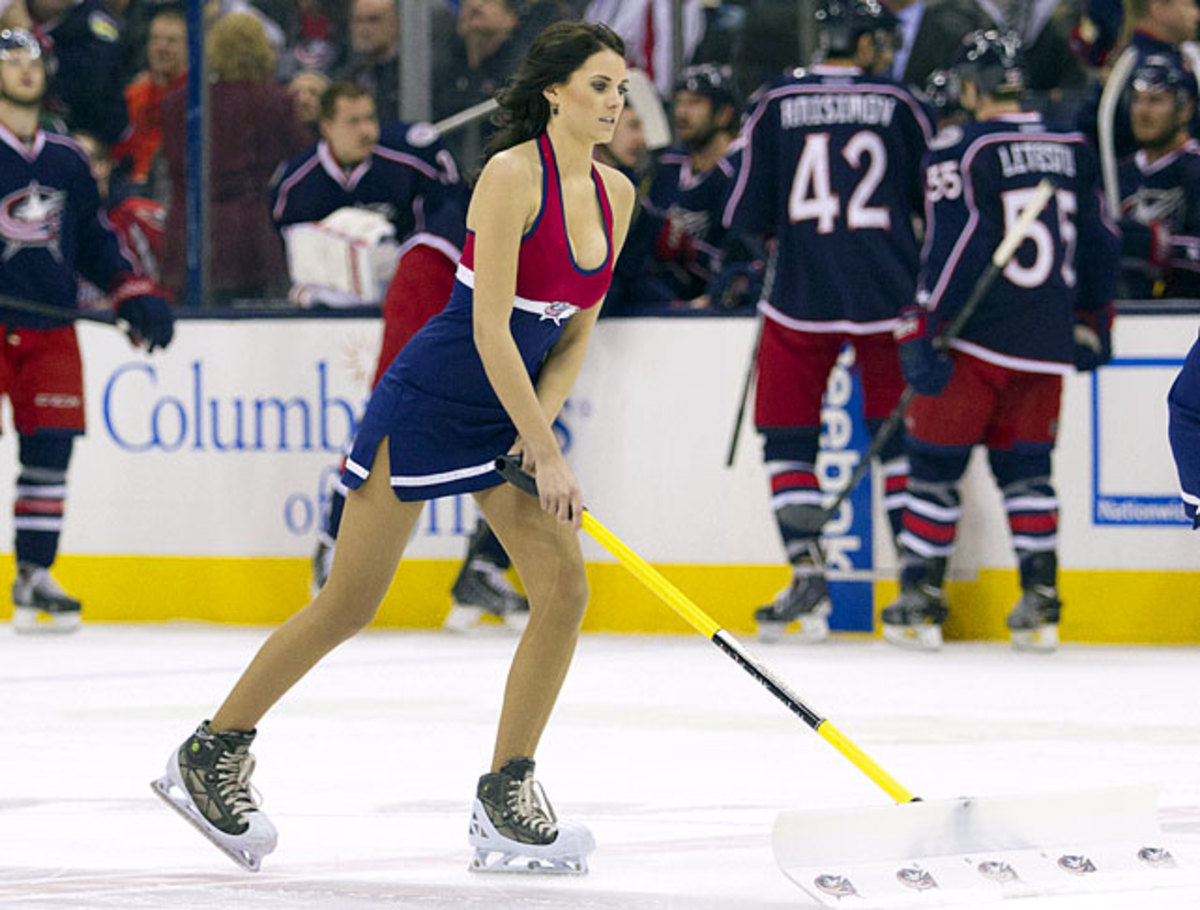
[919, 112, 1119, 373]
[639, 145, 740, 300]
[722, 65, 933, 332]
[270, 121, 467, 258]
[0, 124, 138, 328]
[1117, 140, 1200, 299]
[1168, 328, 1200, 527]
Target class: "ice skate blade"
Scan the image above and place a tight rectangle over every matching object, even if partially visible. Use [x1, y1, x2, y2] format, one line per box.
[12, 606, 80, 634]
[882, 622, 943, 651]
[443, 604, 521, 634]
[756, 614, 830, 644]
[1011, 624, 1058, 653]
[467, 799, 593, 875]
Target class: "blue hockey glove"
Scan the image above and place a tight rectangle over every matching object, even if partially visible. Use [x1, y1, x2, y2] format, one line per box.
[113, 276, 175, 352]
[1073, 304, 1114, 373]
[895, 305, 953, 396]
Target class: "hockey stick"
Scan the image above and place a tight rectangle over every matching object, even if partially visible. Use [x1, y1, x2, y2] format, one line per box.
[0, 292, 130, 331]
[816, 178, 1056, 529]
[724, 243, 777, 468]
[494, 454, 915, 804]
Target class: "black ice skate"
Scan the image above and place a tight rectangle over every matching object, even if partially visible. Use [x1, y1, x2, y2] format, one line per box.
[1006, 586, 1061, 653]
[310, 538, 334, 597]
[445, 561, 530, 633]
[11, 563, 81, 634]
[881, 584, 949, 651]
[754, 570, 832, 643]
[151, 721, 278, 871]
[468, 757, 594, 874]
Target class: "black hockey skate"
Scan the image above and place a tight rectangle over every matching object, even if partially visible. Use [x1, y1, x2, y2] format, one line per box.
[446, 561, 530, 633]
[468, 757, 594, 874]
[151, 721, 278, 871]
[754, 571, 832, 643]
[1006, 586, 1062, 653]
[881, 584, 949, 651]
[12, 563, 81, 634]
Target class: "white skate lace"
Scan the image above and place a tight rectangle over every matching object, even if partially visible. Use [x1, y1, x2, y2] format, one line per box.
[214, 751, 262, 820]
[507, 776, 557, 839]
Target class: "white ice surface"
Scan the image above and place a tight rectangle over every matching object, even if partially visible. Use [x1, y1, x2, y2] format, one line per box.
[1, 625, 1198, 909]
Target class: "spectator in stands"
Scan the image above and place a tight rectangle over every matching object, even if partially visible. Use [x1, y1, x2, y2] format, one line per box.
[289, 69, 330, 140]
[72, 130, 167, 309]
[883, 0, 986, 89]
[160, 12, 308, 304]
[1116, 55, 1200, 298]
[1068, 0, 1125, 68]
[1079, 0, 1200, 219]
[0, 0, 31, 29]
[584, 0, 705, 96]
[204, 0, 286, 55]
[27, 0, 129, 143]
[115, 6, 186, 190]
[433, 0, 524, 169]
[337, 0, 400, 121]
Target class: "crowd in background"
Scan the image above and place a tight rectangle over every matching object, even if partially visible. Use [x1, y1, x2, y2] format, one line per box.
[0, 0, 1193, 307]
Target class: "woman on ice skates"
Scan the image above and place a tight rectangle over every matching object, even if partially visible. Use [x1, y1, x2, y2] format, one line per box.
[152, 20, 635, 875]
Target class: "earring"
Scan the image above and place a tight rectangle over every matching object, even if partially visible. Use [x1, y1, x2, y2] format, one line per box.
[551, 103, 559, 116]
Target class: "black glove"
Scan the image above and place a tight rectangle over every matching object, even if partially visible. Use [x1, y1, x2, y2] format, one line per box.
[707, 259, 765, 310]
[895, 305, 953, 396]
[1073, 305, 1114, 372]
[112, 276, 175, 352]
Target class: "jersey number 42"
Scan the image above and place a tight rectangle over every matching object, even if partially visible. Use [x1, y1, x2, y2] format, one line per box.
[788, 132, 890, 233]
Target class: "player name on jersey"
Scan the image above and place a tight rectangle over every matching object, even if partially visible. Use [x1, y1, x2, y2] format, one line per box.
[780, 93, 897, 129]
[997, 142, 1077, 179]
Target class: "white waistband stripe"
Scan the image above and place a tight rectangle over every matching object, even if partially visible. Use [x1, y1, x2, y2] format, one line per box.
[455, 264, 580, 325]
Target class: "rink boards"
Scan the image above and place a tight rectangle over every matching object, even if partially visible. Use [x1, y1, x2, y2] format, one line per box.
[0, 312, 1194, 643]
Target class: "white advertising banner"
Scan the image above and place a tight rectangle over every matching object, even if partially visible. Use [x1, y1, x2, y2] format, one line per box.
[0, 314, 1191, 575]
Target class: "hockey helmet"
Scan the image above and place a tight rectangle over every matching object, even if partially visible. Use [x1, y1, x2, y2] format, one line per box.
[0, 28, 41, 61]
[922, 68, 961, 118]
[1130, 54, 1198, 107]
[674, 63, 739, 112]
[953, 29, 1025, 98]
[815, 0, 899, 59]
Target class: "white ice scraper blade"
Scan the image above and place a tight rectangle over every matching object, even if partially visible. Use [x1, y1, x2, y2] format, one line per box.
[774, 785, 1192, 906]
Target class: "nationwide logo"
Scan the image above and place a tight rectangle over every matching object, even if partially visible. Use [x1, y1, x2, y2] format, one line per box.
[1137, 846, 1176, 868]
[1057, 854, 1097, 875]
[0, 182, 66, 261]
[813, 873, 858, 898]
[539, 301, 578, 326]
[895, 865, 938, 890]
[977, 859, 1020, 884]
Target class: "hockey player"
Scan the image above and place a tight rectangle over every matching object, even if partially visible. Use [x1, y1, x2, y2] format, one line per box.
[1116, 55, 1200, 299]
[720, 0, 933, 642]
[1168, 328, 1200, 527]
[0, 29, 174, 632]
[271, 81, 530, 631]
[885, 30, 1120, 652]
[636, 63, 742, 309]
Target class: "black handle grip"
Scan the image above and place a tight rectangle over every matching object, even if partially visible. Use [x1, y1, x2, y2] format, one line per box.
[495, 454, 539, 497]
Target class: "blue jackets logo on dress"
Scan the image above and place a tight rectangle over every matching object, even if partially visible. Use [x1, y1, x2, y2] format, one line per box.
[539, 302, 578, 325]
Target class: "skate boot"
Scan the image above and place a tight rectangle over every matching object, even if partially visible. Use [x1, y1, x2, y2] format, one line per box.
[1007, 586, 1061, 653]
[754, 570, 831, 644]
[468, 757, 594, 874]
[310, 538, 334, 597]
[12, 563, 81, 634]
[151, 721, 278, 871]
[445, 560, 530, 633]
[881, 584, 949, 651]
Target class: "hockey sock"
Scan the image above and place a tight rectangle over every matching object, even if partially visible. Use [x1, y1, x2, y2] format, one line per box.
[15, 433, 74, 568]
[990, 448, 1058, 572]
[761, 426, 825, 563]
[867, 417, 909, 547]
[898, 446, 970, 568]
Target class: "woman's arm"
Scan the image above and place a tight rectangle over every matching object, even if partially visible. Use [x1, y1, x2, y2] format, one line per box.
[533, 167, 637, 424]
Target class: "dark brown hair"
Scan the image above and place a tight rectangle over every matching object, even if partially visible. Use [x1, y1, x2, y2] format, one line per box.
[484, 20, 625, 161]
[319, 81, 373, 121]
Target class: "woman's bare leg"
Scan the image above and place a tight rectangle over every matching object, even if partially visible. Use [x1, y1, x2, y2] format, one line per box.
[474, 483, 589, 770]
[211, 442, 422, 732]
